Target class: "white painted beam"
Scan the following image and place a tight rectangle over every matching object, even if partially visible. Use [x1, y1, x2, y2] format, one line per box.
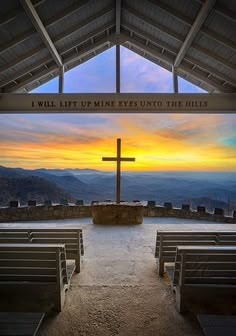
[20, 0, 63, 67]
[174, 0, 216, 67]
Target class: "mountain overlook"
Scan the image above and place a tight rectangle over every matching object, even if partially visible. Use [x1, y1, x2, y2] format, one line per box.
[0, 166, 235, 213]
[0, 175, 72, 205]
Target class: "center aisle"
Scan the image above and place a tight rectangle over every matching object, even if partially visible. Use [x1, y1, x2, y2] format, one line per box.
[38, 222, 210, 336]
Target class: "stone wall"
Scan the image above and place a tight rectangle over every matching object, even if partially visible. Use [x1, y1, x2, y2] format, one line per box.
[0, 205, 92, 222]
[144, 206, 236, 224]
[0, 204, 235, 223]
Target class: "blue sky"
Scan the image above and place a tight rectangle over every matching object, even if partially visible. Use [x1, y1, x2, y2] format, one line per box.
[32, 47, 205, 93]
[0, 46, 235, 171]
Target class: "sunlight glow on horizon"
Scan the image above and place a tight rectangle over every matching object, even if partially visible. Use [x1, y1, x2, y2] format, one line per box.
[0, 46, 235, 171]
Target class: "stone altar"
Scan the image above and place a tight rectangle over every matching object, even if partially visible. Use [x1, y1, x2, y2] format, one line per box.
[92, 202, 144, 224]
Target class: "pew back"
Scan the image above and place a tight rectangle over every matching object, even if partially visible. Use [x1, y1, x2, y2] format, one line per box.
[173, 246, 236, 313]
[155, 230, 236, 276]
[0, 228, 84, 273]
[0, 243, 67, 312]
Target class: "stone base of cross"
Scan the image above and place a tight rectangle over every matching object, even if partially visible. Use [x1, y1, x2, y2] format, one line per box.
[102, 138, 135, 203]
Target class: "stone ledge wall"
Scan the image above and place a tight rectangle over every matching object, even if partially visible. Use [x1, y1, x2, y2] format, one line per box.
[144, 206, 236, 224]
[0, 205, 92, 222]
[0, 204, 235, 223]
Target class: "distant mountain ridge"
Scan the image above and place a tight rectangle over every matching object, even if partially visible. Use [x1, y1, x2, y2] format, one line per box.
[34, 168, 101, 176]
[0, 166, 235, 212]
[0, 175, 72, 205]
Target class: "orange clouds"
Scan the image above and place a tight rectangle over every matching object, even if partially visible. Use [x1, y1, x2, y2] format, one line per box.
[0, 112, 236, 171]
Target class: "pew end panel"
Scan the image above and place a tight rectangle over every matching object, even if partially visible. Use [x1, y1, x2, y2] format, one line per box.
[0, 244, 68, 313]
[174, 246, 236, 314]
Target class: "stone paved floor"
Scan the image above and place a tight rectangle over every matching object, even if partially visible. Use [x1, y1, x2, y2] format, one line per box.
[1, 218, 236, 336]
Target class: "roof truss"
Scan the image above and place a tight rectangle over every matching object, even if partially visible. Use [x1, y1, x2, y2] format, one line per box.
[20, 0, 62, 67]
[0, 0, 235, 94]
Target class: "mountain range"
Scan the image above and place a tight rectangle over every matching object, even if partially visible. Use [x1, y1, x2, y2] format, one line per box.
[0, 166, 235, 212]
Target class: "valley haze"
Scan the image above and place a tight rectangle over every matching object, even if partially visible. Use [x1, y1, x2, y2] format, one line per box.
[0, 166, 235, 214]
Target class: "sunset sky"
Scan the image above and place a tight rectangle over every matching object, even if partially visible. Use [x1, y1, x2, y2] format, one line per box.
[0, 46, 235, 171]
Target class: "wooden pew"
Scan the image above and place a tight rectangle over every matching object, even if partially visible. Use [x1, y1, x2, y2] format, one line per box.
[0, 312, 45, 336]
[173, 246, 236, 314]
[0, 228, 84, 273]
[0, 243, 69, 313]
[197, 314, 236, 336]
[155, 230, 236, 276]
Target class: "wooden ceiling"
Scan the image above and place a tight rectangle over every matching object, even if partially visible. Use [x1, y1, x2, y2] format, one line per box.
[0, 0, 235, 93]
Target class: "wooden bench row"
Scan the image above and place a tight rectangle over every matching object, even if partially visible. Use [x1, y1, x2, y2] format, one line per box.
[0, 228, 84, 315]
[174, 245, 236, 314]
[0, 244, 69, 313]
[155, 230, 236, 276]
[0, 312, 45, 336]
[155, 230, 236, 315]
[0, 228, 84, 273]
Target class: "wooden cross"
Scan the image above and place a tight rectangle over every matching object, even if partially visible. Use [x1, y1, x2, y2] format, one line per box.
[102, 138, 135, 203]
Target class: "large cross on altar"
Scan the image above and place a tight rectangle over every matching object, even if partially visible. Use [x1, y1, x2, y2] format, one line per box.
[102, 138, 135, 203]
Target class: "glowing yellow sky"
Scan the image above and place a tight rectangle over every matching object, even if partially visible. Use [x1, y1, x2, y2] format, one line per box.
[0, 48, 235, 172]
[0, 113, 235, 171]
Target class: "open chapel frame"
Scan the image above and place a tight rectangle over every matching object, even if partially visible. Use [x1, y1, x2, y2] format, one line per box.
[0, 93, 235, 113]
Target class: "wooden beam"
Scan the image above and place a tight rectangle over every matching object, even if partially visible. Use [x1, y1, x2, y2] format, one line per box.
[124, 6, 184, 44]
[121, 27, 236, 88]
[116, 0, 121, 34]
[195, 0, 236, 23]
[20, 0, 62, 67]
[172, 66, 179, 93]
[0, 29, 36, 56]
[58, 65, 64, 93]
[0, 7, 22, 26]
[147, 0, 236, 51]
[5, 37, 112, 92]
[116, 45, 121, 93]
[0, 0, 92, 56]
[0, 23, 114, 88]
[125, 37, 233, 93]
[0, 0, 45, 26]
[116, 0, 121, 93]
[44, 0, 89, 28]
[53, 6, 114, 50]
[174, 0, 216, 67]
[24, 45, 110, 93]
[124, 6, 235, 72]
[0, 93, 235, 113]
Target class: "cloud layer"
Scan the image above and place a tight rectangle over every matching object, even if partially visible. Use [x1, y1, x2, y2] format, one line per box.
[1, 47, 235, 171]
